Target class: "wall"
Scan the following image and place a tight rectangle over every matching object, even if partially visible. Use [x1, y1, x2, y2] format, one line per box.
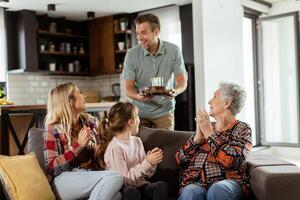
[0, 8, 7, 82]
[7, 73, 120, 105]
[193, 0, 245, 118]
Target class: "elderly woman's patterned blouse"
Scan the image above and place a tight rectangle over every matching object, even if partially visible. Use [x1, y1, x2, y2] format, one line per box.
[175, 120, 252, 194]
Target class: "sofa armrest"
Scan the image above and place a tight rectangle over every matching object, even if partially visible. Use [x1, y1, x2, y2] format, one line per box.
[250, 165, 300, 200]
[247, 151, 295, 174]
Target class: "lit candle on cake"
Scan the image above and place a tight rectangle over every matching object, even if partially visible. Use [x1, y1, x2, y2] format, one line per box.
[151, 77, 164, 87]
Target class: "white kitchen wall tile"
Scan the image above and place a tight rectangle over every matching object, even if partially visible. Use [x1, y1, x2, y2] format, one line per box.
[25, 99, 35, 105]
[30, 81, 39, 87]
[7, 74, 121, 105]
[35, 87, 44, 93]
[10, 81, 30, 87]
[13, 99, 25, 105]
[9, 87, 24, 93]
[8, 75, 24, 81]
[37, 99, 46, 104]
[10, 93, 28, 99]
[25, 76, 34, 81]
[26, 87, 35, 92]
[40, 82, 49, 87]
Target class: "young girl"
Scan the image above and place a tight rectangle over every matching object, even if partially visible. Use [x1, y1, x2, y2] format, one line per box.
[100, 102, 168, 200]
[44, 82, 123, 200]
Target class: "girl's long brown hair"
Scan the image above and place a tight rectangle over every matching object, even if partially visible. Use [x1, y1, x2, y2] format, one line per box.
[94, 102, 136, 169]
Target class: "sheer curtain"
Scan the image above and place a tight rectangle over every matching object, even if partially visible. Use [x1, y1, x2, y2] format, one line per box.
[139, 5, 182, 50]
[0, 7, 7, 82]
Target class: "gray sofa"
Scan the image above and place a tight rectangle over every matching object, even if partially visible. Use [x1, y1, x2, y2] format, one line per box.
[1, 127, 300, 200]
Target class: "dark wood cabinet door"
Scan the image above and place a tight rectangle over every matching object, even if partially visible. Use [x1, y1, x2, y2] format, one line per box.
[89, 16, 115, 74]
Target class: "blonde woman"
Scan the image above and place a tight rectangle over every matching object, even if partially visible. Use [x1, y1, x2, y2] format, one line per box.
[44, 82, 123, 200]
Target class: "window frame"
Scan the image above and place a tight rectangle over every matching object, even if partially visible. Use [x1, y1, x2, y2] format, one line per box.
[244, 8, 261, 147]
[258, 12, 300, 147]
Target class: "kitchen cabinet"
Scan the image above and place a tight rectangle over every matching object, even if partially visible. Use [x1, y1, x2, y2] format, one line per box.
[89, 16, 115, 74]
[6, 10, 38, 72]
[6, 10, 90, 75]
[89, 14, 136, 74]
[113, 14, 133, 72]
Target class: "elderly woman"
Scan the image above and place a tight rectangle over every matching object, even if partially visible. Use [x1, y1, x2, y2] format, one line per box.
[175, 82, 252, 200]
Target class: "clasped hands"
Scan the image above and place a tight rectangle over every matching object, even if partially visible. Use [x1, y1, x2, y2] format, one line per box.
[193, 108, 214, 144]
[77, 125, 94, 147]
[146, 147, 163, 166]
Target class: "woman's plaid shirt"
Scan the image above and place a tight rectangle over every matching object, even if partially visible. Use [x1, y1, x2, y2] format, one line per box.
[43, 114, 98, 181]
[175, 121, 252, 193]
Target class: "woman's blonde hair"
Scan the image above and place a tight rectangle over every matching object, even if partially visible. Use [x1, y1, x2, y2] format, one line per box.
[45, 82, 78, 141]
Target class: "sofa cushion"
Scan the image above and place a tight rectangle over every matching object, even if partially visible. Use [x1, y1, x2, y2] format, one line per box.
[0, 152, 55, 200]
[250, 165, 300, 200]
[139, 127, 192, 197]
[27, 127, 46, 174]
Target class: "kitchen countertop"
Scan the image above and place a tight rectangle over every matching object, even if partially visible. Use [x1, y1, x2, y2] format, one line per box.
[0, 102, 117, 114]
[0, 101, 118, 155]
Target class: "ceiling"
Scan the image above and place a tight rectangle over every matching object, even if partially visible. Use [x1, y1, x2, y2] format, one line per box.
[0, 0, 192, 21]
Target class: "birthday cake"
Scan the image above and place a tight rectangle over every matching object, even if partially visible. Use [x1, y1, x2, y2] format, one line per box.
[141, 86, 167, 96]
[140, 77, 172, 96]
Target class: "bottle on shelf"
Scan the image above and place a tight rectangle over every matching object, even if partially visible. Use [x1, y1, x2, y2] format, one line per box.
[49, 22, 57, 33]
[48, 42, 55, 52]
[79, 43, 85, 54]
[59, 43, 65, 53]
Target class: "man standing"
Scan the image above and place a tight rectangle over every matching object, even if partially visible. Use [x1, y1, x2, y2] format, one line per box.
[122, 13, 187, 130]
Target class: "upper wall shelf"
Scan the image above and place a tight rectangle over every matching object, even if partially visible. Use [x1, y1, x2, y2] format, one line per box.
[38, 30, 88, 39]
[114, 30, 132, 34]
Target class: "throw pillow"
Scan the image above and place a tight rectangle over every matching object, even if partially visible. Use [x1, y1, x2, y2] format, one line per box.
[0, 152, 55, 200]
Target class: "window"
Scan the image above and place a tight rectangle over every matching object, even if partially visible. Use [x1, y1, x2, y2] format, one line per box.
[259, 12, 300, 145]
[139, 5, 182, 50]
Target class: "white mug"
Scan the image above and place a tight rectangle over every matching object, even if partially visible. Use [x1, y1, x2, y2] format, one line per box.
[118, 42, 125, 50]
[120, 22, 126, 31]
[49, 63, 56, 71]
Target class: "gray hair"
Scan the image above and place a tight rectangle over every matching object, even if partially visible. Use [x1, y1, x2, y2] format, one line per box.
[219, 82, 246, 116]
